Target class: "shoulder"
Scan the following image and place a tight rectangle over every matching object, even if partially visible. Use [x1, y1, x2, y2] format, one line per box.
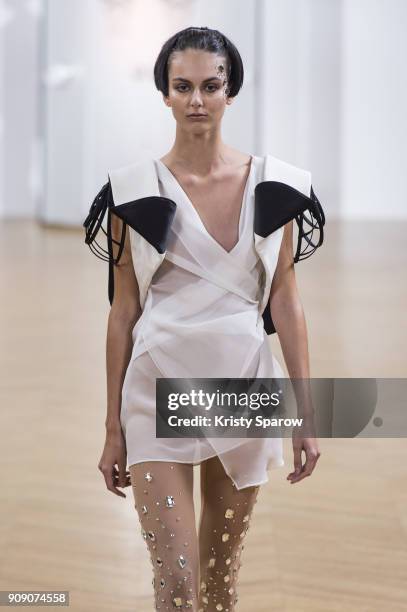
[107, 159, 158, 205]
[262, 153, 312, 197]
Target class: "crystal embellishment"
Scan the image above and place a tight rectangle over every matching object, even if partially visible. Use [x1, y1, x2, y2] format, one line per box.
[173, 596, 183, 607]
[144, 472, 153, 482]
[178, 554, 187, 568]
[208, 558, 216, 567]
[165, 495, 175, 508]
[141, 505, 148, 514]
[243, 514, 250, 522]
[147, 531, 156, 542]
[225, 508, 234, 519]
[222, 533, 230, 542]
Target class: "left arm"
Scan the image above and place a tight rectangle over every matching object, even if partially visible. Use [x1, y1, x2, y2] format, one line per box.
[269, 221, 321, 483]
[269, 221, 309, 378]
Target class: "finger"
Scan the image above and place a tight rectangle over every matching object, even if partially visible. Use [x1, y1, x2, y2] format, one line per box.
[288, 451, 319, 483]
[112, 468, 131, 480]
[287, 447, 303, 480]
[112, 473, 132, 488]
[102, 466, 126, 497]
[117, 461, 128, 488]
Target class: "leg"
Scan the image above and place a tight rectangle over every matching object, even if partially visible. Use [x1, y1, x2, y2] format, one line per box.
[198, 456, 260, 611]
[129, 461, 199, 611]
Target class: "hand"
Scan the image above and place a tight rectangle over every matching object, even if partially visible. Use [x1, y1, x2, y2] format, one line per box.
[287, 436, 321, 484]
[98, 428, 131, 497]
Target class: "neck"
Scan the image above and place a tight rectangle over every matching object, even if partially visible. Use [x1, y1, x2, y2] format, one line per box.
[165, 124, 232, 176]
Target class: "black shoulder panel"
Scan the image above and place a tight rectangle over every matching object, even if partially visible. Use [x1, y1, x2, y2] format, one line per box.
[255, 181, 326, 335]
[254, 181, 325, 261]
[83, 180, 176, 305]
[112, 196, 176, 255]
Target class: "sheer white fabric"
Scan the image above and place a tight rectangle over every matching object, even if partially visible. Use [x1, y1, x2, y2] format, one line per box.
[120, 155, 286, 490]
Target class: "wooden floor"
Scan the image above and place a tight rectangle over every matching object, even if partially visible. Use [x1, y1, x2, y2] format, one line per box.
[0, 219, 406, 611]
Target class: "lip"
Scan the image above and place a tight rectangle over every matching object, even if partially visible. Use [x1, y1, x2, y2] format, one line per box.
[187, 114, 208, 118]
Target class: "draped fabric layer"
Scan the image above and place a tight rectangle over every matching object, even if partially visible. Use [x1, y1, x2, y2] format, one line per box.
[120, 156, 286, 490]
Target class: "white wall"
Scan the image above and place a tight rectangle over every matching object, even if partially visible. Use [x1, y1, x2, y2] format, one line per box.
[1, 0, 406, 221]
[257, 0, 407, 220]
[1, 0, 41, 218]
[341, 0, 407, 219]
[42, 0, 258, 225]
[257, 0, 342, 218]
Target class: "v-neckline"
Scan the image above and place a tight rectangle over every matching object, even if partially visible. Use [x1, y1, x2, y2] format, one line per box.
[156, 156, 254, 256]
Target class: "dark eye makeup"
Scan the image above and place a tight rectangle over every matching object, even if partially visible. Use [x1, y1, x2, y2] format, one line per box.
[173, 81, 220, 93]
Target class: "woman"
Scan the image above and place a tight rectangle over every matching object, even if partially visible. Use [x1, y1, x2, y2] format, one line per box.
[84, 26, 324, 612]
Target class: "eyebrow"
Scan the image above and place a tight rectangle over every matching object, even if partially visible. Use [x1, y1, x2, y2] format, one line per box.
[171, 77, 222, 84]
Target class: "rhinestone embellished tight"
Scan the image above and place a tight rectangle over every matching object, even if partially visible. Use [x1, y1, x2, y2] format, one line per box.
[130, 461, 199, 610]
[198, 456, 259, 611]
[129, 457, 260, 612]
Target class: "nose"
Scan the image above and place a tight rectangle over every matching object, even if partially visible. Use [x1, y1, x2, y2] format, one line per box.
[190, 87, 203, 108]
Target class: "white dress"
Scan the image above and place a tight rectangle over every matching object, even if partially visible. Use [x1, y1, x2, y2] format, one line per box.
[120, 155, 286, 490]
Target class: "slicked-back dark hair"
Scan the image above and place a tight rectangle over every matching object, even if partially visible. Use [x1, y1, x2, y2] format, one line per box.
[154, 26, 244, 98]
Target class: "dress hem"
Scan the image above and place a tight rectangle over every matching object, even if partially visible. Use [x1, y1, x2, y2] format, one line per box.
[126, 456, 285, 490]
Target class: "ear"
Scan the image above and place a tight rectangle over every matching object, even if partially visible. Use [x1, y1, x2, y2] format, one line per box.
[226, 96, 234, 106]
[162, 94, 171, 107]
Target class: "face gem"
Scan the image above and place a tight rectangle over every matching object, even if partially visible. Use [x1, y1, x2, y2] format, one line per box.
[228, 587, 234, 594]
[202, 595, 209, 604]
[144, 472, 153, 482]
[173, 596, 183, 607]
[178, 555, 187, 568]
[239, 531, 246, 538]
[185, 601, 193, 608]
[200, 581, 207, 592]
[141, 529, 147, 540]
[208, 558, 216, 567]
[225, 508, 234, 519]
[147, 531, 156, 541]
[216, 605, 224, 611]
[157, 557, 163, 567]
[141, 505, 148, 514]
[165, 495, 176, 508]
[222, 533, 230, 542]
[160, 578, 165, 588]
[224, 575, 230, 583]
[225, 558, 231, 565]
[242, 514, 250, 522]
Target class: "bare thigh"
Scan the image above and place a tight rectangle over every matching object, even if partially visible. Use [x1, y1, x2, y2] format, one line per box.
[198, 456, 260, 612]
[130, 461, 199, 611]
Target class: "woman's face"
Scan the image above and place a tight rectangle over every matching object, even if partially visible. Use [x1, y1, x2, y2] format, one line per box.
[163, 48, 233, 131]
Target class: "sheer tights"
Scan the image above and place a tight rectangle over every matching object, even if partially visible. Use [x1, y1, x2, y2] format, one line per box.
[129, 456, 259, 611]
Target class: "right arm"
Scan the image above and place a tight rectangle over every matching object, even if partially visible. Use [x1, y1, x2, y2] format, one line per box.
[98, 211, 142, 496]
[105, 212, 142, 433]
